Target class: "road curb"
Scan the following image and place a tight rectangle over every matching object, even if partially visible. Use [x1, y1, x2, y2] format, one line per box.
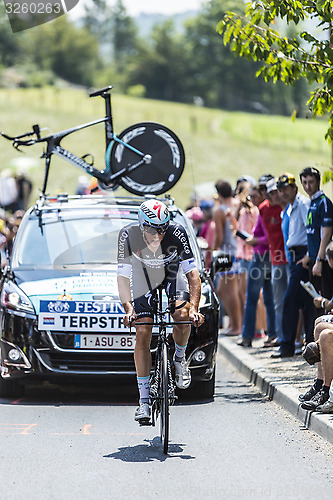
[218, 336, 333, 446]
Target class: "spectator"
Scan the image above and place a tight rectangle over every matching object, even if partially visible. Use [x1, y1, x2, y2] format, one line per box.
[199, 199, 216, 269]
[232, 181, 259, 324]
[258, 173, 275, 199]
[0, 218, 7, 268]
[5, 210, 24, 255]
[299, 167, 333, 312]
[15, 170, 32, 211]
[185, 206, 204, 237]
[0, 169, 18, 213]
[278, 191, 304, 354]
[235, 175, 256, 190]
[260, 178, 288, 347]
[272, 173, 316, 358]
[300, 242, 333, 412]
[214, 179, 242, 335]
[76, 175, 90, 196]
[237, 185, 276, 347]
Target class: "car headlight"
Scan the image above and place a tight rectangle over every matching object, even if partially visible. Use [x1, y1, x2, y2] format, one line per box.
[1, 282, 35, 314]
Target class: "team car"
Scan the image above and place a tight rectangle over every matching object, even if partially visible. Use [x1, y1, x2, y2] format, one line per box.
[0, 194, 226, 398]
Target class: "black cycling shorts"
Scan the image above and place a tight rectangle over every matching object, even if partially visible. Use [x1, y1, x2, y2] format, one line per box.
[133, 268, 190, 320]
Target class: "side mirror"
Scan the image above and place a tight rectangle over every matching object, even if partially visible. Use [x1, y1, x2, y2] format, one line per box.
[210, 250, 232, 279]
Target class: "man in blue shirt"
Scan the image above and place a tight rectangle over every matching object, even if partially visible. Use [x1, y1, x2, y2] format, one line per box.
[299, 167, 333, 308]
[272, 173, 316, 358]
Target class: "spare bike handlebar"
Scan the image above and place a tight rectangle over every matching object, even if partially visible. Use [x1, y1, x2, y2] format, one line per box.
[1, 124, 43, 151]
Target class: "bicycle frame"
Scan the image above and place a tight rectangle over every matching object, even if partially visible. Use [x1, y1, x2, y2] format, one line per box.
[2, 84, 186, 197]
[2, 85, 150, 195]
[134, 288, 191, 453]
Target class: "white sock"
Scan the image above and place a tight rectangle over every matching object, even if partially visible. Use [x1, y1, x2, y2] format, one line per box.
[137, 376, 150, 404]
[174, 342, 187, 361]
[329, 380, 333, 402]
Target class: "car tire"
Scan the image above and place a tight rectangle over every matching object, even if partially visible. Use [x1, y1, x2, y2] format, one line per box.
[0, 377, 25, 398]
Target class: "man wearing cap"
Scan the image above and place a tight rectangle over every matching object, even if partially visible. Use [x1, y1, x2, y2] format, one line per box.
[299, 167, 333, 310]
[260, 178, 288, 347]
[258, 174, 275, 199]
[272, 173, 316, 358]
[235, 175, 257, 189]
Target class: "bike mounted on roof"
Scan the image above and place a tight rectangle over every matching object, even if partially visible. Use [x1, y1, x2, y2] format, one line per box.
[1, 85, 185, 197]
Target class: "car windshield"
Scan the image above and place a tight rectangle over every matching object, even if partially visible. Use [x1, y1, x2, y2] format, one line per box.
[12, 210, 133, 270]
[11, 207, 202, 271]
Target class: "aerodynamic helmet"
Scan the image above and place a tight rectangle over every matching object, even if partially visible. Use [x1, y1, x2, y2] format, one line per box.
[138, 199, 170, 234]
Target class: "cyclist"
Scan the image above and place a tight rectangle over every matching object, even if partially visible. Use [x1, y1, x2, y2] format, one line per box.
[117, 199, 205, 423]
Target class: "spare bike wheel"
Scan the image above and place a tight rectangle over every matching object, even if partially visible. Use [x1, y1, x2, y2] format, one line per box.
[108, 122, 185, 196]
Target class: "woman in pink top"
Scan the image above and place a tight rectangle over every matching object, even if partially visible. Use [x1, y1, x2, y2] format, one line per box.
[231, 182, 259, 324]
[237, 186, 277, 347]
[199, 199, 216, 269]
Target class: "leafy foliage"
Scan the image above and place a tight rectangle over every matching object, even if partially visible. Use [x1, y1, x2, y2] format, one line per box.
[27, 18, 100, 86]
[218, 0, 333, 143]
[0, 0, 314, 120]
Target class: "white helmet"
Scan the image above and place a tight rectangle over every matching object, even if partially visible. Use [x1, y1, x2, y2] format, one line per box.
[138, 199, 170, 233]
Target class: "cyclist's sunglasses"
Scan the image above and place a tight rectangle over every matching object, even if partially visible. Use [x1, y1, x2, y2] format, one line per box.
[143, 224, 167, 235]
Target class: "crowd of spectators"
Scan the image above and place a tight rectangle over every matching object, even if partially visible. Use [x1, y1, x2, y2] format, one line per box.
[0, 170, 32, 268]
[185, 167, 333, 414]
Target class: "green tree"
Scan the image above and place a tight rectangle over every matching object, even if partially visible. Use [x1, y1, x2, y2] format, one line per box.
[126, 20, 191, 101]
[184, 0, 309, 113]
[0, 5, 23, 67]
[218, 0, 333, 140]
[82, 0, 109, 40]
[28, 17, 100, 86]
[111, 0, 138, 69]
[82, 0, 138, 67]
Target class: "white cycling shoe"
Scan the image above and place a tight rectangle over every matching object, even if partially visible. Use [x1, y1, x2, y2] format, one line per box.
[174, 356, 191, 389]
[134, 402, 151, 422]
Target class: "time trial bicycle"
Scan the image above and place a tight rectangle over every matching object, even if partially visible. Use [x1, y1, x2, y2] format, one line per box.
[1, 85, 185, 197]
[132, 285, 193, 454]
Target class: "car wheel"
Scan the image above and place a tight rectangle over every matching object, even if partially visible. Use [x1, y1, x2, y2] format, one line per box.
[0, 376, 25, 398]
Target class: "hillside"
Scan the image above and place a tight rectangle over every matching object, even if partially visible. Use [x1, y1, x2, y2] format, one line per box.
[0, 87, 332, 209]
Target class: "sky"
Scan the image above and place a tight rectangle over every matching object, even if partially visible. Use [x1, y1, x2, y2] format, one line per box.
[72, 0, 203, 17]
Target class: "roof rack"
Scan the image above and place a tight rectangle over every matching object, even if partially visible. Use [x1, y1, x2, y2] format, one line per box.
[34, 192, 175, 213]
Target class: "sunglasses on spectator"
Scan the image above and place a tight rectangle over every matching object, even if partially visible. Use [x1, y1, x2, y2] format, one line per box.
[143, 224, 167, 235]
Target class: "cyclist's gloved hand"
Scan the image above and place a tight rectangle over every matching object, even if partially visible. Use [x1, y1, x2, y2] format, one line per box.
[123, 307, 137, 327]
[189, 307, 205, 327]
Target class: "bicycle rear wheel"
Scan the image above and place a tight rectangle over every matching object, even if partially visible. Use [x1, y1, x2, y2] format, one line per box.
[107, 122, 185, 196]
[160, 342, 170, 454]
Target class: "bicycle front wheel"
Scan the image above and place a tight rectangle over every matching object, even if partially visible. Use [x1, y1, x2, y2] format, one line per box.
[160, 342, 170, 454]
[108, 122, 185, 196]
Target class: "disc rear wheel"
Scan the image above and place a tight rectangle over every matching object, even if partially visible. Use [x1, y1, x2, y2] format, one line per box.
[108, 122, 185, 196]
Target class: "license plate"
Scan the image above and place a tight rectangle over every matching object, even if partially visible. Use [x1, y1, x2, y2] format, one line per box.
[74, 334, 135, 350]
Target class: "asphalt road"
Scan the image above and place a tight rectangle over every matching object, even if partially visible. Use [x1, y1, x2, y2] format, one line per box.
[0, 354, 332, 500]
